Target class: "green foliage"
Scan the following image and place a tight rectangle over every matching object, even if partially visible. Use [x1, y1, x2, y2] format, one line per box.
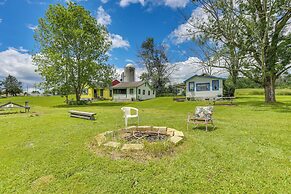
[276, 73, 291, 89]
[0, 93, 290, 193]
[138, 38, 171, 96]
[67, 100, 88, 105]
[33, 2, 114, 102]
[223, 77, 236, 97]
[193, 0, 291, 102]
[0, 75, 23, 96]
[235, 77, 261, 89]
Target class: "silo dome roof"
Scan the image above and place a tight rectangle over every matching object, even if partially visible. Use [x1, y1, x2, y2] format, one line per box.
[125, 63, 135, 68]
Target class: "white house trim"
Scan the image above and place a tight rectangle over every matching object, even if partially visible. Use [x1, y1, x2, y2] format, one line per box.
[184, 74, 225, 99]
[112, 81, 156, 101]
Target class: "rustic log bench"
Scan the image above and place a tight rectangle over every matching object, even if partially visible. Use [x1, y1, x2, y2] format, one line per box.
[68, 110, 96, 120]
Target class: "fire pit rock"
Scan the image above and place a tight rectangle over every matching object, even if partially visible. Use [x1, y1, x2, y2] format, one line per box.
[95, 126, 184, 151]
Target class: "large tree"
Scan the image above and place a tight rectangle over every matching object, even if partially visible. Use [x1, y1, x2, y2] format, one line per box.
[1, 75, 23, 96]
[33, 2, 114, 102]
[138, 38, 173, 96]
[192, 0, 291, 103]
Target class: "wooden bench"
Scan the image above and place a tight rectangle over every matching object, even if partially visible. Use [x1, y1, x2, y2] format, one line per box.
[68, 110, 96, 120]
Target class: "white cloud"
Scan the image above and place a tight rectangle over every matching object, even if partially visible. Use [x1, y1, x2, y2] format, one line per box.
[170, 57, 202, 83]
[170, 57, 226, 83]
[27, 24, 38, 31]
[96, 6, 111, 26]
[110, 34, 130, 49]
[164, 0, 189, 9]
[119, 0, 188, 8]
[101, 0, 109, 3]
[26, 0, 47, 5]
[0, 48, 42, 87]
[8, 47, 29, 53]
[120, 0, 145, 7]
[125, 59, 135, 63]
[95, 6, 129, 50]
[169, 7, 209, 44]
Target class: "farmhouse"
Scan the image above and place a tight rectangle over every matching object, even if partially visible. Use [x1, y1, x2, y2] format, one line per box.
[112, 81, 155, 101]
[81, 80, 120, 100]
[184, 74, 225, 99]
[112, 64, 156, 101]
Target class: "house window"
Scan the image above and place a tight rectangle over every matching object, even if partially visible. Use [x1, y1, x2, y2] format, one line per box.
[129, 89, 134, 94]
[110, 90, 112, 97]
[143, 90, 145, 95]
[212, 80, 219, 91]
[114, 89, 126, 94]
[138, 89, 141, 94]
[196, 83, 210, 91]
[188, 82, 195, 91]
[82, 89, 88, 95]
[148, 91, 150, 95]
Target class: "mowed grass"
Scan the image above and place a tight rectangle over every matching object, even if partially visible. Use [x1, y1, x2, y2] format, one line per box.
[0, 89, 290, 193]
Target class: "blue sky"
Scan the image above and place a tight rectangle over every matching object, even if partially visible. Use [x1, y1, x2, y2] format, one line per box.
[0, 0, 209, 89]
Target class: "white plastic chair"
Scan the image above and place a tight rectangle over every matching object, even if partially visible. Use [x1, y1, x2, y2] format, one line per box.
[121, 107, 139, 127]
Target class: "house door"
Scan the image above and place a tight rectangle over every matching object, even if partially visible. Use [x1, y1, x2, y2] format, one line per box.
[94, 89, 97, 98]
[100, 89, 104, 97]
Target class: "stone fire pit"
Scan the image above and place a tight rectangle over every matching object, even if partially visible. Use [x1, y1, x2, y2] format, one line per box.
[94, 126, 184, 151]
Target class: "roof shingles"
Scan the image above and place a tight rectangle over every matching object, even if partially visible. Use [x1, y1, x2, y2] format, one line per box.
[112, 81, 144, 89]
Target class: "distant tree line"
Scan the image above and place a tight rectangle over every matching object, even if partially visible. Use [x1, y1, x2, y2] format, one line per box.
[0, 75, 23, 96]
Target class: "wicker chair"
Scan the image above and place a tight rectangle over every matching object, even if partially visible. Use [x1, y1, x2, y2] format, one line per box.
[187, 106, 215, 131]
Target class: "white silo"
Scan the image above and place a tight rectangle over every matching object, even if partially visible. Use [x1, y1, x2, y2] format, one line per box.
[120, 72, 125, 82]
[124, 63, 135, 82]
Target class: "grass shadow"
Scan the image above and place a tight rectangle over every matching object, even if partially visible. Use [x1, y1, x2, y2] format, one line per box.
[0, 111, 29, 115]
[235, 98, 291, 113]
[189, 126, 217, 132]
[53, 102, 130, 108]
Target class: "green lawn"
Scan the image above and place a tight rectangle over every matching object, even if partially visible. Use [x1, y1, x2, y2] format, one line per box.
[0, 90, 290, 193]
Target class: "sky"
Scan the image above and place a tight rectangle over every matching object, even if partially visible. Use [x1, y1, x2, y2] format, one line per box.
[0, 0, 219, 91]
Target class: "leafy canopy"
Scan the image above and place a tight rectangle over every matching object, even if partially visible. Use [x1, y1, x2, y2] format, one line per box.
[33, 2, 114, 101]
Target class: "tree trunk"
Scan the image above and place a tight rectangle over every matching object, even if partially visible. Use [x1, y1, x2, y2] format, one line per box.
[65, 95, 69, 104]
[75, 91, 81, 102]
[229, 72, 238, 97]
[228, 87, 236, 97]
[264, 75, 276, 103]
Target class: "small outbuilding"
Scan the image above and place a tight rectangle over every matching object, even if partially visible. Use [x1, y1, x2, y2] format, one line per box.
[112, 81, 155, 102]
[184, 74, 225, 100]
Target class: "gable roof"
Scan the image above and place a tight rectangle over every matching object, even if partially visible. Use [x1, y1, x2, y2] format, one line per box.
[184, 74, 226, 83]
[112, 81, 144, 89]
[0, 102, 26, 108]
